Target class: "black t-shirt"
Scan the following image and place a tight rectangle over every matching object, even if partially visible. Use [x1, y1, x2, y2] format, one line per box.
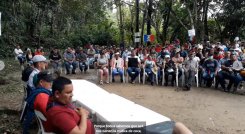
[49, 53, 61, 61]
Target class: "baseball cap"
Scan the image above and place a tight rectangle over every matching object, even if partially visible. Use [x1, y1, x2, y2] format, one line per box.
[165, 55, 170, 58]
[115, 52, 120, 55]
[34, 71, 53, 87]
[32, 55, 47, 63]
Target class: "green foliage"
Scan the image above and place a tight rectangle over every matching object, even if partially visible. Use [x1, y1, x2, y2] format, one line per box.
[0, 0, 119, 58]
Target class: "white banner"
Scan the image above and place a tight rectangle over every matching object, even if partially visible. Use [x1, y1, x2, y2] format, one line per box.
[188, 29, 195, 37]
[0, 12, 1, 36]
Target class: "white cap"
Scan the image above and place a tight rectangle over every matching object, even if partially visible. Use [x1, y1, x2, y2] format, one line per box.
[234, 48, 241, 52]
[165, 55, 170, 58]
[32, 55, 47, 63]
[115, 52, 120, 55]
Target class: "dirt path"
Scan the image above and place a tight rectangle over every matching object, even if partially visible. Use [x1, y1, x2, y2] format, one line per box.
[1, 63, 245, 134]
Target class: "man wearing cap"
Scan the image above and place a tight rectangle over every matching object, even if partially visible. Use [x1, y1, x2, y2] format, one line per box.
[27, 55, 47, 90]
[111, 52, 124, 82]
[76, 48, 88, 73]
[202, 53, 219, 87]
[183, 53, 199, 90]
[163, 54, 176, 86]
[23, 71, 53, 133]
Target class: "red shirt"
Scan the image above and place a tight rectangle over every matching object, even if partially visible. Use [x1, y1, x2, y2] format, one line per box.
[45, 103, 95, 134]
[33, 93, 49, 116]
[35, 51, 43, 55]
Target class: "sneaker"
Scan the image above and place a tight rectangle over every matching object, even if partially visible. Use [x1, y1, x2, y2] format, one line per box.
[72, 71, 76, 74]
[120, 79, 123, 83]
[112, 79, 115, 82]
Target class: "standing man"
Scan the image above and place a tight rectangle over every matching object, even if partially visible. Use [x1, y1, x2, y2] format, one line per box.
[64, 47, 77, 74]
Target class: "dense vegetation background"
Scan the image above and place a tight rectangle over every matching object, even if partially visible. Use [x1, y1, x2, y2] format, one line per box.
[0, 0, 244, 58]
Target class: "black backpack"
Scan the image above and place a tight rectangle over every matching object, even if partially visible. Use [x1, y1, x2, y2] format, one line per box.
[22, 66, 34, 82]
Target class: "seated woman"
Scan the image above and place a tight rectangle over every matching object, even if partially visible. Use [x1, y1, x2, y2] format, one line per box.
[144, 55, 157, 86]
[97, 51, 109, 85]
[45, 77, 95, 134]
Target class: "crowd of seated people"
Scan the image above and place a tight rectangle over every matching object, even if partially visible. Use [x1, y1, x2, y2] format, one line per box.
[18, 40, 245, 92]
[18, 40, 245, 133]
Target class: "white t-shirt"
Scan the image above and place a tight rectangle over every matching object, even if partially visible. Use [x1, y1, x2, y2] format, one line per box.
[27, 68, 40, 88]
[14, 48, 23, 57]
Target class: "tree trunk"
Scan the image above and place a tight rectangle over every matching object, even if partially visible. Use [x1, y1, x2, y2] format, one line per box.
[140, 0, 148, 46]
[135, 0, 140, 47]
[147, 0, 153, 46]
[162, 1, 172, 44]
[118, 1, 124, 45]
[204, 0, 209, 41]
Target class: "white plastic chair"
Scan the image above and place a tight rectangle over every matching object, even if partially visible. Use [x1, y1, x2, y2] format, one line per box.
[142, 68, 158, 85]
[126, 68, 141, 83]
[34, 110, 55, 134]
[110, 67, 125, 83]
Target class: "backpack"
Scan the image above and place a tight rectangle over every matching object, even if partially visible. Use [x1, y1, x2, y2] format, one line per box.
[22, 66, 34, 82]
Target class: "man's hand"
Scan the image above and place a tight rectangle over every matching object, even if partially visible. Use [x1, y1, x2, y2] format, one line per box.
[76, 107, 89, 119]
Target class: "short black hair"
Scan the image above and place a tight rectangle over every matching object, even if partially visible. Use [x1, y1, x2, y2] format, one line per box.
[52, 76, 72, 95]
[34, 71, 53, 87]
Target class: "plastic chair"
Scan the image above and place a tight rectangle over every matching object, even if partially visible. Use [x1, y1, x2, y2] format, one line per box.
[20, 85, 28, 122]
[110, 67, 125, 83]
[142, 68, 158, 85]
[126, 68, 141, 83]
[176, 65, 185, 87]
[34, 110, 55, 134]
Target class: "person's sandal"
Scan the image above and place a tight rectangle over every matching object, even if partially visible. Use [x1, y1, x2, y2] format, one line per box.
[105, 81, 109, 84]
[100, 80, 103, 85]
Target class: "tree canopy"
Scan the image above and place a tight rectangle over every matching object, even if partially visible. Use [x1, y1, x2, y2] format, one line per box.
[0, 0, 244, 57]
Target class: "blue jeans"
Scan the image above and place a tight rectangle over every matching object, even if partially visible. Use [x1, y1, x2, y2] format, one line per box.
[112, 68, 123, 80]
[218, 71, 232, 90]
[127, 67, 140, 81]
[65, 61, 77, 73]
[145, 68, 154, 82]
[18, 55, 25, 64]
[230, 72, 243, 88]
[79, 62, 88, 72]
[202, 71, 215, 87]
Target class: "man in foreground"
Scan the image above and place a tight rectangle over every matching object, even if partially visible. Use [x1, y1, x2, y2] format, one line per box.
[45, 77, 95, 134]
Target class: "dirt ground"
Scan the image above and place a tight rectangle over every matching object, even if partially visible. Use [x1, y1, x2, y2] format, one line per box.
[0, 60, 245, 134]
